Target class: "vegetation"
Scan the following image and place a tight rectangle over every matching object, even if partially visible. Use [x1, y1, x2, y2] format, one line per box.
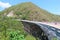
[0, 16, 35, 40]
[8, 30, 25, 40]
[1, 2, 60, 22]
[25, 35, 36, 40]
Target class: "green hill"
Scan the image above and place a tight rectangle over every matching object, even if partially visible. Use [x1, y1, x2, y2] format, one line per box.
[1, 2, 60, 22]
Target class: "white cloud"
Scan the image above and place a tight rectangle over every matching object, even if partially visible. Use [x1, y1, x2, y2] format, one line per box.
[0, 1, 11, 8]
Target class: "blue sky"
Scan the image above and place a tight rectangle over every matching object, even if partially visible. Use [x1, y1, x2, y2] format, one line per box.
[0, 0, 60, 15]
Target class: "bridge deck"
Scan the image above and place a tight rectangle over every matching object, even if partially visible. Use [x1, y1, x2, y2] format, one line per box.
[21, 20, 60, 40]
[21, 20, 60, 29]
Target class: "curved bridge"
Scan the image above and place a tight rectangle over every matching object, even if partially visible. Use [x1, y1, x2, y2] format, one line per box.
[21, 20, 60, 40]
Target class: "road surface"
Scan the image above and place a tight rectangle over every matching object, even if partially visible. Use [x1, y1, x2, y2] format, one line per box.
[21, 20, 60, 40]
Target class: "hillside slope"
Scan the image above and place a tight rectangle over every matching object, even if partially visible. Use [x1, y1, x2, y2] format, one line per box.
[1, 2, 60, 22]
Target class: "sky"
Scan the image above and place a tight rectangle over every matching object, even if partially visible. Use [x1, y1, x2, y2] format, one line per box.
[0, 0, 60, 15]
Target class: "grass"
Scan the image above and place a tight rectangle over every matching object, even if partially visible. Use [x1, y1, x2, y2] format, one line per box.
[25, 35, 36, 40]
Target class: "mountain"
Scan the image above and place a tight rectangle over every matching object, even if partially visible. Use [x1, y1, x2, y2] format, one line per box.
[1, 2, 60, 22]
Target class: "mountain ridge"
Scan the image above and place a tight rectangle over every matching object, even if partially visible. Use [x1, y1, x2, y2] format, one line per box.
[0, 2, 60, 22]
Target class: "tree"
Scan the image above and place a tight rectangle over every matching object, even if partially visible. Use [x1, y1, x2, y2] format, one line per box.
[9, 30, 26, 40]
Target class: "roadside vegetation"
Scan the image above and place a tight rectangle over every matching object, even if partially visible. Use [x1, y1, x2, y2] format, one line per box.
[0, 17, 35, 40]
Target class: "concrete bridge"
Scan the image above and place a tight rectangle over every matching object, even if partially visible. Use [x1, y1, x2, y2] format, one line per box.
[21, 20, 60, 40]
